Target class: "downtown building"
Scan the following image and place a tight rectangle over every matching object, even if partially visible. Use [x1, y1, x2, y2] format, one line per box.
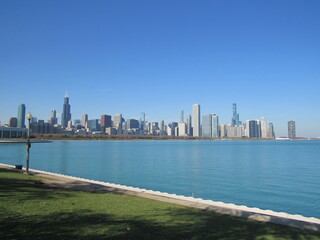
[100, 115, 112, 132]
[17, 104, 26, 128]
[186, 113, 192, 136]
[231, 103, 242, 126]
[202, 114, 212, 137]
[245, 120, 261, 138]
[9, 117, 18, 127]
[211, 114, 219, 137]
[267, 123, 275, 138]
[288, 120, 296, 139]
[178, 122, 187, 136]
[50, 109, 58, 125]
[81, 114, 88, 128]
[192, 104, 200, 137]
[61, 95, 71, 128]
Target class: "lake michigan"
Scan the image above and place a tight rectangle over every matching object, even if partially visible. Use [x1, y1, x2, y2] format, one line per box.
[0, 140, 319, 218]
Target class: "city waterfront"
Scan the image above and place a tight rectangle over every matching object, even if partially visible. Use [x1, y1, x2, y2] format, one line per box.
[0, 140, 319, 218]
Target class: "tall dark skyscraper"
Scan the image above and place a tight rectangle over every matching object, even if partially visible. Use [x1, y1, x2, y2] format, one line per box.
[100, 115, 112, 131]
[61, 94, 71, 128]
[126, 119, 139, 129]
[288, 120, 296, 139]
[248, 120, 260, 138]
[17, 104, 26, 128]
[231, 103, 242, 126]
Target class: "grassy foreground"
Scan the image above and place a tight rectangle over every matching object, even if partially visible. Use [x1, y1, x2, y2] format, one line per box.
[0, 168, 319, 240]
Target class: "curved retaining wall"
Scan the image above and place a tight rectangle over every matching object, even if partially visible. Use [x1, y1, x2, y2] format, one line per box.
[1, 163, 319, 232]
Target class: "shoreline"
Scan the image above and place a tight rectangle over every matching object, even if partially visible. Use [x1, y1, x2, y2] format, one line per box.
[1, 163, 319, 232]
[0, 139, 51, 143]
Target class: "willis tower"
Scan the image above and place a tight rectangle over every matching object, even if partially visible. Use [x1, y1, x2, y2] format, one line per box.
[61, 93, 71, 128]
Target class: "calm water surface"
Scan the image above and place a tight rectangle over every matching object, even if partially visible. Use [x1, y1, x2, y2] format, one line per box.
[0, 140, 319, 218]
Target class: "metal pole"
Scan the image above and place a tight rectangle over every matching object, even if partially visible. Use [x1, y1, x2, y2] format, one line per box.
[26, 118, 31, 172]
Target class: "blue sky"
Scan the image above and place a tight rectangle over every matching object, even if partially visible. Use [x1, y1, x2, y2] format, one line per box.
[1, 0, 320, 137]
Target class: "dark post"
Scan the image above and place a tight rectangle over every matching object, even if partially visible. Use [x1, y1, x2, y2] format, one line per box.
[26, 112, 32, 173]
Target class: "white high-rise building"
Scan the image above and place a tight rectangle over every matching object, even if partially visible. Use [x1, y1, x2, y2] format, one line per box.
[245, 120, 250, 137]
[220, 124, 226, 137]
[225, 124, 232, 137]
[178, 122, 187, 136]
[261, 117, 267, 138]
[192, 104, 200, 137]
[159, 120, 165, 131]
[81, 113, 88, 128]
[167, 126, 173, 136]
[114, 114, 123, 129]
[67, 120, 73, 129]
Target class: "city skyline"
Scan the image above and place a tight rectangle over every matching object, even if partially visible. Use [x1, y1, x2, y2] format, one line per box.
[0, 97, 306, 139]
[1, 1, 320, 137]
[0, 94, 318, 138]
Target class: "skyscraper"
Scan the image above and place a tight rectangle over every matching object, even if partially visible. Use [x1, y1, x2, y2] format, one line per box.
[288, 120, 296, 139]
[126, 119, 139, 129]
[140, 112, 146, 130]
[192, 104, 200, 137]
[261, 117, 267, 138]
[186, 113, 192, 136]
[231, 103, 241, 126]
[211, 114, 219, 137]
[50, 109, 58, 125]
[220, 124, 226, 137]
[100, 115, 112, 131]
[81, 114, 88, 128]
[167, 122, 178, 136]
[180, 110, 184, 123]
[87, 119, 99, 132]
[202, 114, 212, 137]
[248, 120, 261, 138]
[178, 122, 187, 136]
[267, 123, 275, 138]
[17, 104, 26, 128]
[114, 114, 123, 129]
[159, 120, 165, 131]
[61, 94, 71, 128]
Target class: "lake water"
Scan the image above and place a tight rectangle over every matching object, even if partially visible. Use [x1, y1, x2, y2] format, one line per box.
[0, 140, 319, 218]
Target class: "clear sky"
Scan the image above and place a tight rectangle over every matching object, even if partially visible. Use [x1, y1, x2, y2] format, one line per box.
[1, 0, 320, 137]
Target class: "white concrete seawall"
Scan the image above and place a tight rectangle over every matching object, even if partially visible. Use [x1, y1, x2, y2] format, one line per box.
[1, 163, 319, 232]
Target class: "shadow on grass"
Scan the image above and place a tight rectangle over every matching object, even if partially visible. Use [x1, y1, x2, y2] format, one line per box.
[0, 168, 73, 200]
[1, 208, 320, 240]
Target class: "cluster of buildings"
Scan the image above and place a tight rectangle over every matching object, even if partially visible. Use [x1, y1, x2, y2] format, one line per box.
[1, 94, 298, 139]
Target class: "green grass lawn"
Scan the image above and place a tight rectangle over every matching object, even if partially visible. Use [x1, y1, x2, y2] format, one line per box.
[1, 168, 319, 240]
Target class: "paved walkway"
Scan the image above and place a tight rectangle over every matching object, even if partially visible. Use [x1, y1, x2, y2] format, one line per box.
[1, 163, 319, 232]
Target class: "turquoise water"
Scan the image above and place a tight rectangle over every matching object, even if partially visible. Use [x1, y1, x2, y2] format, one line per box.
[0, 140, 319, 218]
